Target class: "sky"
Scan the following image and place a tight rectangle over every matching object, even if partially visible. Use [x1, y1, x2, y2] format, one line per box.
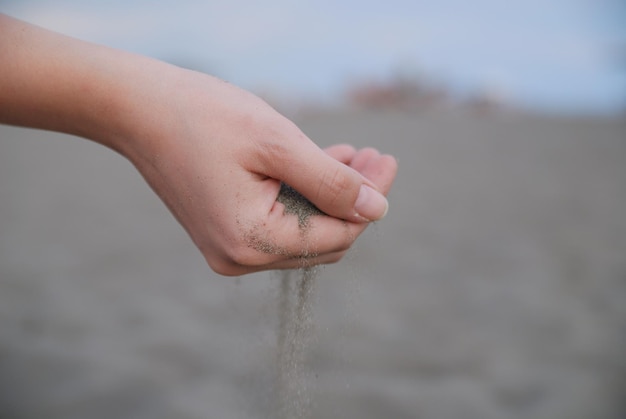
[3, 0, 625, 114]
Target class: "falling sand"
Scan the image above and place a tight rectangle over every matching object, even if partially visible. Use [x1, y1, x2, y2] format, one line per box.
[274, 183, 323, 419]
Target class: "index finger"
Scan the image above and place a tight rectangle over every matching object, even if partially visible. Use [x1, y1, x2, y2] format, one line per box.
[241, 147, 398, 267]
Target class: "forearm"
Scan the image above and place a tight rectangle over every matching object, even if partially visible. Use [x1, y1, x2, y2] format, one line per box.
[0, 14, 177, 156]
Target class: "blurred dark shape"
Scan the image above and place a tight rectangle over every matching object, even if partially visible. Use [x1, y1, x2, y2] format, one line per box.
[343, 71, 513, 116]
[345, 74, 449, 112]
[463, 86, 511, 116]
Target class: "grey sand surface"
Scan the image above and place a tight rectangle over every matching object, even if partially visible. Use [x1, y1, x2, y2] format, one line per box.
[1, 110, 625, 418]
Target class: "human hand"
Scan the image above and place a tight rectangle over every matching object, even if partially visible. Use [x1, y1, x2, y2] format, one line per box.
[122, 70, 397, 275]
[0, 15, 397, 276]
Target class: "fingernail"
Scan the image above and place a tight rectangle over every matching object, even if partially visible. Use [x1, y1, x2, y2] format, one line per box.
[354, 184, 389, 222]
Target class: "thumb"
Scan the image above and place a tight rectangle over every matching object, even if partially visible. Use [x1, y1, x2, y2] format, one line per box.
[262, 141, 389, 223]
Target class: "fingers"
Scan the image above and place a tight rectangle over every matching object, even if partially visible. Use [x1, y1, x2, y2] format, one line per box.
[257, 133, 389, 223]
[209, 145, 398, 275]
[353, 149, 398, 193]
[202, 209, 355, 276]
[210, 248, 348, 276]
[260, 148, 396, 258]
[328, 145, 398, 197]
[263, 145, 396, 255]
[323, 144, 357, 164]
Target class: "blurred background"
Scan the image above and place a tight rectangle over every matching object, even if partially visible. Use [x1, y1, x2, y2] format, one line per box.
[2, 0, 625, 114]
[1, 1, 625, 418]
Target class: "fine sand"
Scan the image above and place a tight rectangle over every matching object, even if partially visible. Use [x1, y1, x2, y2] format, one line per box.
[1, 109, 625, 419]
[275, 183, 323, 419]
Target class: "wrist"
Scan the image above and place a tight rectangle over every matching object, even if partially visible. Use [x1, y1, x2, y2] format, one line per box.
[65, 45, 179, 155]
[0, 15, 178, 158]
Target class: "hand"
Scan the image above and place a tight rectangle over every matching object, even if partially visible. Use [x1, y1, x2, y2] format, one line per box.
[123, 70, 397, 275]
[0, 14, 398, 276]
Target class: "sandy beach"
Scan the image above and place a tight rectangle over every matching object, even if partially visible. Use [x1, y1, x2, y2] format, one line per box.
[1, 109, 625, 418]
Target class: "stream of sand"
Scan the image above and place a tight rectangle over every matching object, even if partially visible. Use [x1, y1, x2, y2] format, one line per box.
[274, 184, 323, 419]
[276, 268, 317, 419]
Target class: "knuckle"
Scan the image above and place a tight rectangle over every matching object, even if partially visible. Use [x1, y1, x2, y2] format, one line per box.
[257, 138, 288, 166]
[327, 251, 347, 264]
[224, 244, 263, 268]
[204, 242, 267, 276]
[336, 240, 352, 253]
[333, 227, 357, 253]
[205, 254, 241, 276]
[317, 166, 353, 209]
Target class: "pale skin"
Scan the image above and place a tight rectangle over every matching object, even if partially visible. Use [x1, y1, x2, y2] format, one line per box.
[0, 14, 398, 276]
